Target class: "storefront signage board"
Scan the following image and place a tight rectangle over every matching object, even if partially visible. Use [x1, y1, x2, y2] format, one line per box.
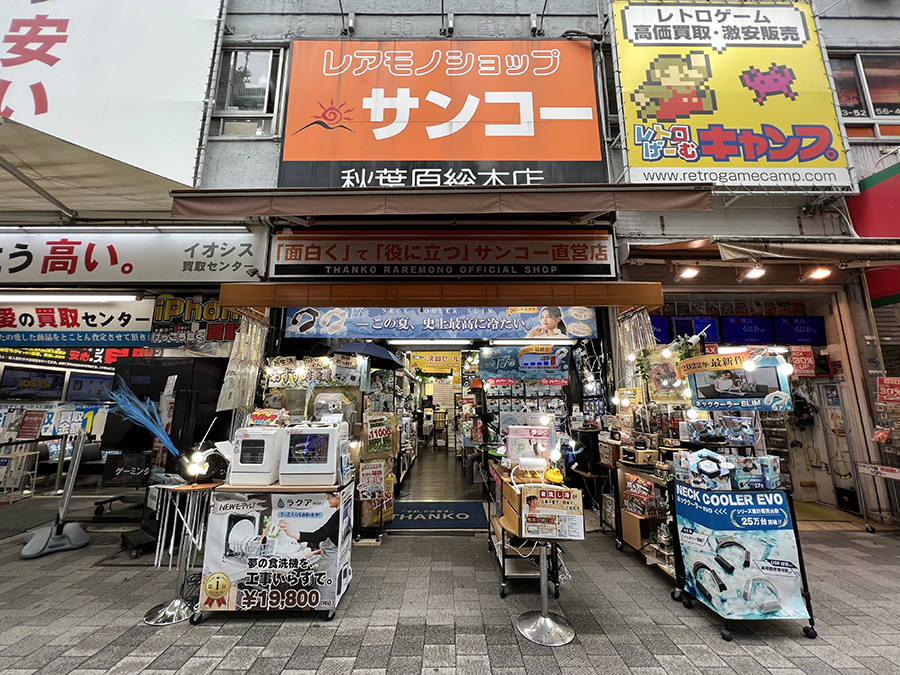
[0, 300, 155, 346]
[285, 306, 598, 340]
[520, 485, 584, 540]
[679, 352, 793, 411]
[151, 295, 241, 346]
[0, 346, 154, 371]
[877, 377, 900, 403]
[0, 230, 266, 284]
[280, 40, 606, 187]
[199, 485, 353, 612]
[0, 403, 103, 439]
[0, 1, 221, 185]
[612, 1, 852, 189]
[271, 231, 614, 281]
[675, 483, 808, 619]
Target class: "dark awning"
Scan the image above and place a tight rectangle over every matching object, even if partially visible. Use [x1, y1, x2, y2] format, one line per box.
[171, 184, 713, 222]
[713, 236, 900, 265]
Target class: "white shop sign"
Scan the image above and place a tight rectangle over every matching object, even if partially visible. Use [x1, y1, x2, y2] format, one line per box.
[0, 300, 154, 345]
[0, 0, 222, 185]
[0, 230, 266, 284]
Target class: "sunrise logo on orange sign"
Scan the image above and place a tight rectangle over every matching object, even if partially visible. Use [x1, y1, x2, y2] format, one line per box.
[279, 40, 606, 188]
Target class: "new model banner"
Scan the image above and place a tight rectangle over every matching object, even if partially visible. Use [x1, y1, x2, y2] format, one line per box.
[478, 345, 570, 383]
[675, 483, 808, 620]
[199, 486, 354, 612]
[285, 306, 597, 339]
[681, 352, 793, 411]
[612, 1, 852, 189]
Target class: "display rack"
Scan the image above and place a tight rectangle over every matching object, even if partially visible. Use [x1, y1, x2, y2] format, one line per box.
[0, 439, 38, 505]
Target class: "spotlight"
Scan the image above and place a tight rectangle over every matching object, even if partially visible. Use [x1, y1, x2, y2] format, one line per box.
[737, 266, 766, 282]
[611, 394, 621, 405]
[800, 267, 832, 282]
[620, 397, 631, 407]
[686, 408, 699, 419]
[627, 352, 637, 362]
[776, 354, 794, 375]
[539, 415, 551, 426]
[677, 267, 700, 280]
[674, 379, 682, 386]
[682, 387, 692, 398]
[661, 339, 680, 359]
[550, 448, 562, 462]
[742, 353, 764, 372]
[661, 379, 669, 386]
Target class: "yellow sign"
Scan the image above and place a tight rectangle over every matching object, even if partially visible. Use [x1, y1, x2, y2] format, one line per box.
[676, 351, 750, 379]
[613, 1, 851, 189]
[410, 352, 461, 373]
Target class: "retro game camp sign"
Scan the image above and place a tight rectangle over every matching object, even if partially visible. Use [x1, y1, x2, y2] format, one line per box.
[280, 40, 606, 187]
[612, 1, 851, 189]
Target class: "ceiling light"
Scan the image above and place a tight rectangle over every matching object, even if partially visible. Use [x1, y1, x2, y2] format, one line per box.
[0, 293, 140, 303]
[489, 338, 575, 346]
[800, 267, 832, 282]
[677, 267, 700, 280]
[737, 266, 766, 282]
[158, 225, 249, 233]
[388, 339, 472, 346]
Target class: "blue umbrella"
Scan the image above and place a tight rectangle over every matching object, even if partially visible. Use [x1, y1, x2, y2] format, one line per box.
[332, 342, 406, 370]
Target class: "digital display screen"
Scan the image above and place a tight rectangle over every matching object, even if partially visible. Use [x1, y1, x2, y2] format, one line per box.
[239, 439, 265, 465]
[0, 367, 65, 400]
[672, 316, 720, 344]
[774, 316, 826, 345]
[650, 316, 671, 344]
[287, 433, 330, 465]
[66, 374, 114, 402]
[721, 316, 774, 345]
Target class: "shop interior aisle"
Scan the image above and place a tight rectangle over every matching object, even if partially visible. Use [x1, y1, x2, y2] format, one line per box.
[0, 523, 898, 673]
[397, 441, 482, 502]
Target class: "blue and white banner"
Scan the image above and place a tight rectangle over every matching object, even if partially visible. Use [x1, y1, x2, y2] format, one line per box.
[0, 300, 155, 346]
[675, 483, 808, 620]
[688, 355, 793, 412]
[478, 345, 570, 383]
[285, 306, 597, 340]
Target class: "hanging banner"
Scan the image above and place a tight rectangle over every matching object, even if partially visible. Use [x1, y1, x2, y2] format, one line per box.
[478, 345, 570, 383]
[199, 486, 354, 611]
[675, 483, 809, 620]
[681, 352, 793, 411]
[0, 300, 155, 346]
[151, 295, 242, 345]
[612, 1, 852, 189]
[285, 306, 597, 339]
[877, 377, 900, 404]
[280, 40, 606, 187]
[270, 231, 614, 281]
[790, 346, 815, 378]
[0, 230, 266, 284]
[410, 352, 460, 374]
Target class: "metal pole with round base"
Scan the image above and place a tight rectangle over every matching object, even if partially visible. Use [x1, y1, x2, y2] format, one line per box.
[144, 491, 198, 626]
[516, 544, 575, 647]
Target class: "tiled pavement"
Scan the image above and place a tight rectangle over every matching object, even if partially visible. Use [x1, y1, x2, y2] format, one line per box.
[0, 523, 899, 675]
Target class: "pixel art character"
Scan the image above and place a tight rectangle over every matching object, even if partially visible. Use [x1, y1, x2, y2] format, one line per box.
[632, 51, 717, 123]
[740, 63, 798, 105]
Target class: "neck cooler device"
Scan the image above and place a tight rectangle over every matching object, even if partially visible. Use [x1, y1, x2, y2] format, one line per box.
[743, 577, 782, 614]
[714, 536, 751, 574]
[692, 562, 727, 602]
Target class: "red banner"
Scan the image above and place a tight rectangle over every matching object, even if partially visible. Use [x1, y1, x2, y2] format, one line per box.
[877, 377, 900, 403]
[790, 346, 815, 378]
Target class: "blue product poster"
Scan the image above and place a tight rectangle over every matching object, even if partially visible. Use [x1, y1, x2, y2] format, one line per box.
[674, 483, 809, 620]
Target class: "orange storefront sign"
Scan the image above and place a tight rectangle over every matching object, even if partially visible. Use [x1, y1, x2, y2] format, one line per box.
[280, 40, 606, 187]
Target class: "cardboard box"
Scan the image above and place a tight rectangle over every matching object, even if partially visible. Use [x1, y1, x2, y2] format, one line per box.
[673, 452, 690, 484]
[758, 455, 782, 489]
[622, 492, 665, 518]
[621, 510, 644, 550]
[731, 457, 765, 490]
[598, 440, 619, 468]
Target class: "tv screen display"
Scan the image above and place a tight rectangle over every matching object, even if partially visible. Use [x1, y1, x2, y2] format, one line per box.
[66, 373, 114, 402]
[650, 316, 671, 344]
[721, 316, 774, 345]
[0, 367, 66, 400]
[672, 316, 720, 344]
[774, 316, 826, 345]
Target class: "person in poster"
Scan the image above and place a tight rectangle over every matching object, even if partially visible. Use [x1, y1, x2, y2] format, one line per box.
[713, 370, 741, 395]
[526, 307, 567, 338]
[278, 492, 341, 602]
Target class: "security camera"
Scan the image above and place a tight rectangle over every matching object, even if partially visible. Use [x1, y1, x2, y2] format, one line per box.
[246, 267, 261, 279]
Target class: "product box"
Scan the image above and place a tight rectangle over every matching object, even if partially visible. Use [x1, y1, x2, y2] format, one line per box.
[632, 449, 659, 465]
[625, 472, 661, 499]
[758, 455, 782, 489]
[672, 452, 690, 484]
[731, 457, 765, 490]
[598, 439, 619, 468]
[622, 492, 665, 518]
[602, 493, 616, 530]
[507, 426, 551, 465]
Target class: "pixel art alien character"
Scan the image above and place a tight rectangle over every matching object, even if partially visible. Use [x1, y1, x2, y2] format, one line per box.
[632, 51, 717, 123]
[740, 63, 798, 105]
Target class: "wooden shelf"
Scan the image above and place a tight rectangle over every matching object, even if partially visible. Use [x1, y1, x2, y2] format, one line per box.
[572, 467, 599, 479]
